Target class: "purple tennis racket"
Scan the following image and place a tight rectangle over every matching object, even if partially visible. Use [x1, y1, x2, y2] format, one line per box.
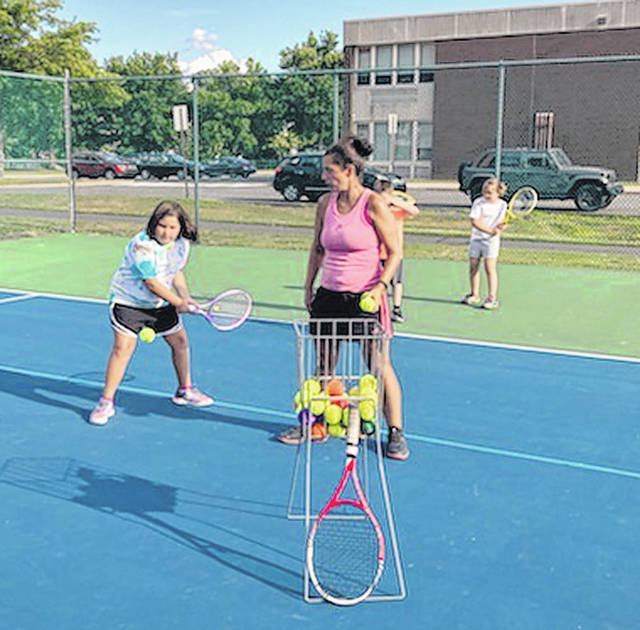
[306, 405, 385, 605]
[189, 288, 252, 331]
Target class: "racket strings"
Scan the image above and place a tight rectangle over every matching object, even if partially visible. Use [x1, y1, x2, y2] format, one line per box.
[311, 504, 380, 600]
[207, 291, 251, 328]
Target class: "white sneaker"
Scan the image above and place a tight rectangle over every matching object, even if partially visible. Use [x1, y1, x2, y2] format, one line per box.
[172, 386, 214, 407]
[89, 397, 115, 425]
[482, 298, 499, 310]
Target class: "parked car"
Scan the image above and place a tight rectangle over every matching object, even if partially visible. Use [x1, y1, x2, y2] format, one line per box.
[273, 152, 406, 201]
[123, 153, 192, 180]
[200, 156, 257, 179]
[71, 151, 138, 180]
[457, 147, 624, 211]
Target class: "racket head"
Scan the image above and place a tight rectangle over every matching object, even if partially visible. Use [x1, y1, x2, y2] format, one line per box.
[201, 288, 252, 331]
[507, 186, 538, 221]
[306, 464, 385, 606]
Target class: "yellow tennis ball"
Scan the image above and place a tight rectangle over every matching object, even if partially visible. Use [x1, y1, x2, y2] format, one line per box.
[325, 403, 343, 425]
[328, 424, 346, 438]
[310, 399, 325, 417]
[139, 327, 156, 343]
[301, 378, 321, 407]
[359, 399, 376, 421]
[359, 374, 377, 392]
[359, 291, 378, 313]
[348, 385, 360, 397]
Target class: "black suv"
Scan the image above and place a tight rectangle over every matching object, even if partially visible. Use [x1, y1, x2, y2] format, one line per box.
[458, 147, 623, 211]
[273, 152, 407, 201]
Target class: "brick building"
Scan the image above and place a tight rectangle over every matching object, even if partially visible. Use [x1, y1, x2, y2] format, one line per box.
[343, 1, 640, 180]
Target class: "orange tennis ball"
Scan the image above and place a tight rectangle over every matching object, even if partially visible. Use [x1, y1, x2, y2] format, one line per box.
[326, 378, 344, 397]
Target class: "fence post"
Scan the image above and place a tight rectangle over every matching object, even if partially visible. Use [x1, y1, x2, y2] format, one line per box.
[63, 68, 76, 233]
[192, 78, 200, 231]
[333, 71, 339, 142]
[495, 61, 505, 181]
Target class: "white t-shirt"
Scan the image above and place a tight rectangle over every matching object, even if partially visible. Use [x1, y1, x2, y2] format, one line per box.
[469, 197, 507, 240]
[109, 231, 190, 308]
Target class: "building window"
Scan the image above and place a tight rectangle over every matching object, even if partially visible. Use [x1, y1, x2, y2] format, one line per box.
[374, 122, 390, 161]
[420, 43, 435, 83]
[375, 46, 392, 85]
[358, 48, 371, 85]
[395, 122, 412, 160]
[397, 44, 415, 84]
[417, 122, 433, 160]
[356, 123, 369, 142]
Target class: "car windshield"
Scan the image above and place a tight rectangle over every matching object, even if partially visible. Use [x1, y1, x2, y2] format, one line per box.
[550, 148, 572, 166]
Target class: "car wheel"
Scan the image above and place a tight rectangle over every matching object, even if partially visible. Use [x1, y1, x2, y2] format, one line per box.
[104, 169, 115, 180]
[242, 172, 250, 179]
[282, 184, 301, 201]
[574, 183, 606, 211]
[470, 180, 485, 201]
[141, 168, 151, 180]
[601, 193, 615, 208]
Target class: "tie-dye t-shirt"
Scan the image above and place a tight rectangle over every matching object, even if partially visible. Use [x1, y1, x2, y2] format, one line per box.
[109, 231, 190, 308]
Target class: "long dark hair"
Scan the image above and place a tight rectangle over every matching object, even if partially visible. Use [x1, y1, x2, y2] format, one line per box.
[324, 134, 374, 176]
[146, 200, 198, 242]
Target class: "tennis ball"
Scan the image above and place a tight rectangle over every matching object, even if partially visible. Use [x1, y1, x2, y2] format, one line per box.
[359, 374, 377, 392]
[293, 391, 302, 413]
[139, 327, 156, 343]
[310, 399, 325, 417]
[359, 291, 378, 313]
[325, 403, 343, 425]
[361, 420, 376, 436]
[328, 424, 346, 438]
[348, 385, 360, 397]
[359, 399, 376, 421]
[301, 378, 321, 407]
[326, 378, 344, 397]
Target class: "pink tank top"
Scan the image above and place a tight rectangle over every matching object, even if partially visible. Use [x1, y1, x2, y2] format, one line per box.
[320, 189, 382, 292]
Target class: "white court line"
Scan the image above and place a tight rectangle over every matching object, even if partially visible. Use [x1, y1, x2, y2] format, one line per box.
[1, 361, 640, 482]
[0, 286, 638, 365]
[0, 292, 38, 305]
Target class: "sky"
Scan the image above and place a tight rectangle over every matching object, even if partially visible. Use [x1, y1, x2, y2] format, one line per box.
[58, 0, 578, 73]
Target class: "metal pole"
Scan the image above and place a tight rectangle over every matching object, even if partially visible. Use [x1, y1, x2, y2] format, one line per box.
[63, 69, 76, 233]
[333, 72, 339, 142]
[192, 79, 200, 230]
[495, 61, 505, 181]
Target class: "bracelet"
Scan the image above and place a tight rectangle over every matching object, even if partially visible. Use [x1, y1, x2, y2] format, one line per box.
[378, 279, 389, 290]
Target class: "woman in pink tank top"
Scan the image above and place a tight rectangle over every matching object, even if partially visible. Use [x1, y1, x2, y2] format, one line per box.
[278, 135, 409, 461]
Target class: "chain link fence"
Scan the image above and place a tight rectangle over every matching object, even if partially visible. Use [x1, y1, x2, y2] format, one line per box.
[0, 58, 639, 270]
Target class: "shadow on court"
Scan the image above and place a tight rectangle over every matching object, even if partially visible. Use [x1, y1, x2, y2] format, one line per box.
[0, 457, 301, 599]
[0, 370, 292, 436]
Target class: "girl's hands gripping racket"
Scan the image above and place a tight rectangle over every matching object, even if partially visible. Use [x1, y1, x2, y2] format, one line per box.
[504, 186, 538, 224]
[306, 405, 385, 606]
[188, 288, 252, 331]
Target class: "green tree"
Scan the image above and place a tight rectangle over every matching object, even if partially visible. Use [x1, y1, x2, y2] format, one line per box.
[197, 58, 275, 160]
[271, 31, 343, 156]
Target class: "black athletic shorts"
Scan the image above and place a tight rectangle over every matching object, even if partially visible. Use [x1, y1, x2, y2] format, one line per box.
[309, 286, 379, 336]
[110, 302, 183, 338]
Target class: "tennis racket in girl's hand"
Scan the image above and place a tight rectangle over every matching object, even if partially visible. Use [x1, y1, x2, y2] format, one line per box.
[306, 405, 385, 606]
[188, 288, 252, 331]
[504, 185, 539, 224]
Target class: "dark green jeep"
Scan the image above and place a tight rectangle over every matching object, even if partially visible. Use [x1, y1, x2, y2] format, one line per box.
[457, 147, 624, 211]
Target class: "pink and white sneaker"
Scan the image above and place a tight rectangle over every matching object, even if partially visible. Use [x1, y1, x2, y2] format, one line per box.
[172, 386, 214, 407]
[89, 397, 115, 426]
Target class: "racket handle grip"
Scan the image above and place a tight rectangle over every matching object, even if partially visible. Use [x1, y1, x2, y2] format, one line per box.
[187, 304, 198, 313]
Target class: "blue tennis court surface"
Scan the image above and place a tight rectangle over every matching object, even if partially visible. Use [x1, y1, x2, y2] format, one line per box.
[1, 291, 639, 629]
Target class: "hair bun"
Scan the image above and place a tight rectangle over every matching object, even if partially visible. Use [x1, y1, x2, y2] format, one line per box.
[349, 135, 373, 158]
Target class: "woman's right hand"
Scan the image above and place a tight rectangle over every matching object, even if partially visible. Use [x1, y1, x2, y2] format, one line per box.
[305, 286, 315, 312]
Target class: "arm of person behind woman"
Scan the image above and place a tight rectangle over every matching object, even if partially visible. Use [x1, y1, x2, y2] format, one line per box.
[368, 193, 402, 304]
[304, 194, 329, 310]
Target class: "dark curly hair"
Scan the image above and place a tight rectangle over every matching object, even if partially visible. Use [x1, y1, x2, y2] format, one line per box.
[324, 134, 374, 176]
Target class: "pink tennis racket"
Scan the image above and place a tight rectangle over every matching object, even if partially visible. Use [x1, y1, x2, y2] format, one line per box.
[189, 288, 252, 331]
[305, 405, 385, 606]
